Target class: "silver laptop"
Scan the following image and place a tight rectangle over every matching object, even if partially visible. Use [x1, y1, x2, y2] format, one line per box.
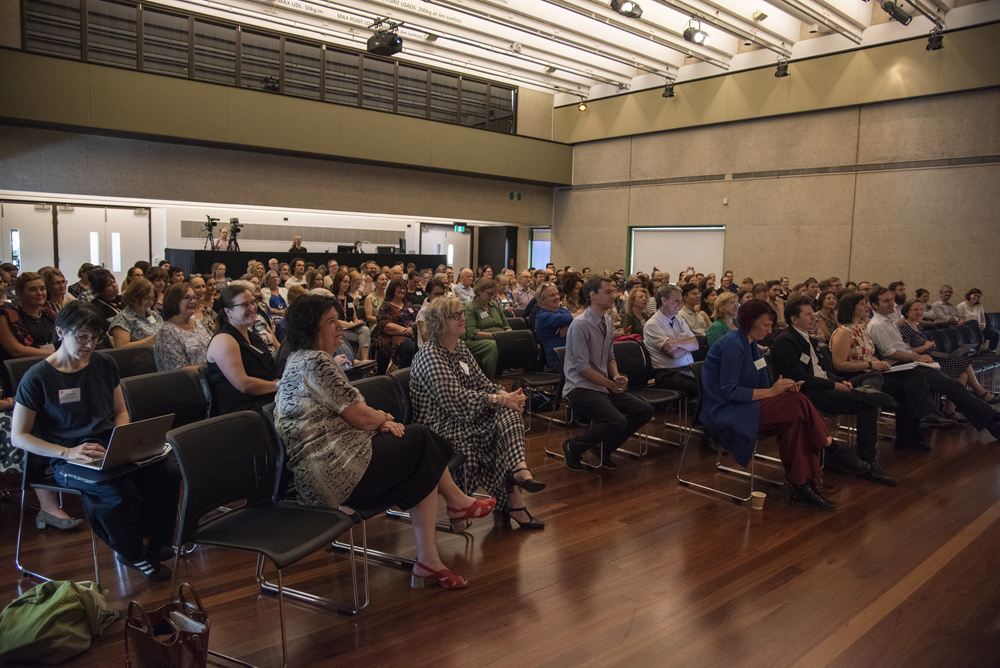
[66, 414, 175, 471]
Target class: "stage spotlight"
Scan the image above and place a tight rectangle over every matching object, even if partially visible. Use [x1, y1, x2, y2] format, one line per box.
[662, 82, 675, 98]
[880, 0, 912, 25]
[926, 29, 943, 50]
[683, 21, 709, 46]
[775, 60, 789, 77]
[610, 0, 642, 18]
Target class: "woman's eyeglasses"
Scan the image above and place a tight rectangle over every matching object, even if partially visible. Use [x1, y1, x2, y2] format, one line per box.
[227, 301, 256, 310]
[449, 312, 466, 321]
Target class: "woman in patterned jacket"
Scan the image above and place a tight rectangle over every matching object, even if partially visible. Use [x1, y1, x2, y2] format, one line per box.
[275, 293, 493, 590]
[411, 296, 546, 530]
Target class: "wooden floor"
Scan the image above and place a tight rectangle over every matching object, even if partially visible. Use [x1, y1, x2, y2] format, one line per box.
[3, 411, 1000, 668]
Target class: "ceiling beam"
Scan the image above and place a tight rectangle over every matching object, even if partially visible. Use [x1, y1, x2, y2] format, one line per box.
[644, 0, 794, 57]
[766, 0, 866, 43]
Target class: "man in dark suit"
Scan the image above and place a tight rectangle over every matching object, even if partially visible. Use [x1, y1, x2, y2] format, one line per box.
[770, 298, 897, 486]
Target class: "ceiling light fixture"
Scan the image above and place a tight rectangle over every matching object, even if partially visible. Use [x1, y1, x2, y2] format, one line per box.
[880, 0, 912, 25]
[662, 81, 675, 98]
[774, 59, 789, 77]
[578, 102, 588, 111]
[683, 21, 710, 46]
[610, 0, 643, 19]
[926, 27, 943, 50]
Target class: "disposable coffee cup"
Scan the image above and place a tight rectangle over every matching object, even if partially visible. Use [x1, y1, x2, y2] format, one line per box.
[750, 491, 766, 510]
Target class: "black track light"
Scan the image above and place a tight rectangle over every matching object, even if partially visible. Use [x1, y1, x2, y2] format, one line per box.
[880, 0, 912, 25]
[926, 29, 943, 50]
[775, 60, 789, 78]
[683, 21, 710, 46]
[662, 81, 675, 98]
[610, 0, 642, 18]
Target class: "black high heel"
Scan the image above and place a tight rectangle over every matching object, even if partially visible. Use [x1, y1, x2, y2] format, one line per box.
[499, 506, 545, 530]
[505, 467, 546, 494]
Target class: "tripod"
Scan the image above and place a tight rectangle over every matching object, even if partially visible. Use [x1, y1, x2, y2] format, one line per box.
[226, 233, 241, 252]
[203, 224, 215, 250]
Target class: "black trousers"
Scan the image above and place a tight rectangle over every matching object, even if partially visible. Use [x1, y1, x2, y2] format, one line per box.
[802, 388, 881, 461]
[55, 457, 181, 562]
[653, 367, 698, 398]
[917, 365, 997, 430]
[566, 388, 653, 455]
[853, 369, 934, 446]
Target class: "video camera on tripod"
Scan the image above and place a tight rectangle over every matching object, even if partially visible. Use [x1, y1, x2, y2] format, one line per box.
[203, 216, 220, 250]
[226, 218, 242, 251]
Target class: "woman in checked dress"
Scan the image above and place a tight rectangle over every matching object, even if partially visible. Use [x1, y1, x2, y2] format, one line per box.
[411, 296, 546, 530]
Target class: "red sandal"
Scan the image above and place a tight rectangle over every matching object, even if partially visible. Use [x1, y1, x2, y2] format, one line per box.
[446, 497, 496, 532]
[411, 561, 468, 589]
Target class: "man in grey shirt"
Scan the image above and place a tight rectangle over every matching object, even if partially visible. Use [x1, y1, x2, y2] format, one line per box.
[562, 276, 654, 471]
[452, 268, 475, 304]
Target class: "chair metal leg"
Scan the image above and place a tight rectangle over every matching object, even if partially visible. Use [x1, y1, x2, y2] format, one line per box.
[542, 407, 603, 470]
[385, 508, 462, 533]
[332, 520, 414, 571]
[635, 399, 690, 450]
[16, 489, 101, 588]
[257, 525, 370, 615]
[676, 435, 753, 504]
[716, 447, 785, 486]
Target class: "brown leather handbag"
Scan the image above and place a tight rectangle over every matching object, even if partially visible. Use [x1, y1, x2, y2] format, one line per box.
[124, 583, 210, 668]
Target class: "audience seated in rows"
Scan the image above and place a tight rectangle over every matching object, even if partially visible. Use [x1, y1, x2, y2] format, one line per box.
[771, 298, 897, 486]
[561, 277, 653, 472]
[412, 297, 545, 530]
[866, 287, 1000, 440]
[701, 300, 836, 511]
[109, 278, 161, 349]
[534, 283, 572, 373]
[205, 284, 278, 415]
[154, 282, 213, 372]
[644, 285, 699, 400]
[958, 288, 999, 352]
[678, 283, 710, 336]
[274, 294, 488, 589]
[462, 278, 510, 379]
[619, 286, 649, 339]
[375, 277, 418, 372]
[12, 301, 180, 580]
[706, 291, 738, 348]
[331, 270, 371, 362]
[452, 268, 475, 305]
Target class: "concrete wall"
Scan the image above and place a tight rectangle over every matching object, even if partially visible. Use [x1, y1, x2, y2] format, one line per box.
[553, 87, 1000, 307]
[0, 125, 555, 228]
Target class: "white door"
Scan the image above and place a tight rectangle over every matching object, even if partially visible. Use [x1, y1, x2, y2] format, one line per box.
[105, 208, 151, 285]
[55, 206, 109, 283]
[420, 225, 472, 268]
[56, 206, 151, 286]
[0, 202, 55, 272]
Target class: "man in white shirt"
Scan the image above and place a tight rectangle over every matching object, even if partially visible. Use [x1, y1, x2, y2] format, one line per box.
[868, 287, 1000, 440]
[284, 258, 307, 287]
[887, 281, 907, 321]
[452, 268, 475, 304]
[643, 285, 699, 398]
[927, 284, 960, 324]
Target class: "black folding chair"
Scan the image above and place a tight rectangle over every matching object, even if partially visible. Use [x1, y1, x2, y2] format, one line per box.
[676, 362, 782, 504]
[612, 341, 685, 457]
[507, 317, 527, 331]
[95, 347, 157, 378]
[493, 330, 560, 432]
[121, 368, 208, 429]
[168, 411, 359, 668]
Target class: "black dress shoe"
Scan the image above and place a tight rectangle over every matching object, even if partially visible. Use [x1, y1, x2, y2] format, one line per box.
[897, 439, 932, 452]
[987, 415, 1000, 442]
[850, 386, 897, 408]
[562, 439, 583, 472]
[824, 447, 871, 476]
[789, 484, 836, 512]
[921, 414, 956, 429]
[861, 459, 897, 486]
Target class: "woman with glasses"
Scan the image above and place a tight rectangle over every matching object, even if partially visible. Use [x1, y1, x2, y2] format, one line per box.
[412, 296, 545, 530]
[109, 278, 162, 349]
[42, 268, 74, 312]
[155, 282, 214, 372]
[374, 277, 418, 372]
[205, 284, 278, 415]
[11, 301, 180, 581]
[461, 278, 510, 379]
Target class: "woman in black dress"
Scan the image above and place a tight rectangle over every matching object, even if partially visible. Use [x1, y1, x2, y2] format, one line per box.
[205, 284, 279, 415]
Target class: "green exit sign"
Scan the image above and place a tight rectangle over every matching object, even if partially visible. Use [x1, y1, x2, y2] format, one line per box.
[509, 192, 521, 201]
[454, 225, 467, 232]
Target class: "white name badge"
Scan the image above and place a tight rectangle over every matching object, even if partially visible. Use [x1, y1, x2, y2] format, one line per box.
[458, 361, 470, 375]
[800, 353, 811, 364]
[59, 388, 82, 404]
[147, 315, 158, 324]
[754, 357, 767, 370]
[479, 311, 489, 319]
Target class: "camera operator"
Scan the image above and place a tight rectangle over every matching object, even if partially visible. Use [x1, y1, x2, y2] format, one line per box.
[213, 226, 229, 251]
